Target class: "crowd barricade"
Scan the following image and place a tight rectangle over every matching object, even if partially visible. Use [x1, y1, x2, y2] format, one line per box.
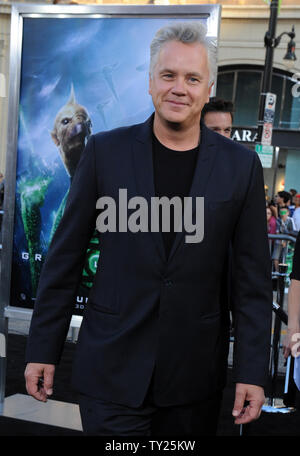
[263, 233, 298, 414]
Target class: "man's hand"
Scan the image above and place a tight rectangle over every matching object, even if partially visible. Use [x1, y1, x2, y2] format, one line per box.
[283, 327, 300, 359]
[25, 363, 55, 402]
[232, 383, 265, 425]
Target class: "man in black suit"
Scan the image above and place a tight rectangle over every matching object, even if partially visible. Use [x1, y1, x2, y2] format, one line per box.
[25, 22, 272, 435]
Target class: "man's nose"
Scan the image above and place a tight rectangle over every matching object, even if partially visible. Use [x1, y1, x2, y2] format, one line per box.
[171, 77, 186, 95]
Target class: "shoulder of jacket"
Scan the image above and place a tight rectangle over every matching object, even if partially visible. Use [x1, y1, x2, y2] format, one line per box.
[92, 124, 135, 144]
[223, 136, 256, 160]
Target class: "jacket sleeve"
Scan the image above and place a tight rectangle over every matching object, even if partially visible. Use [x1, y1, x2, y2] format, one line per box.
[231, 152, 273, 387]
[25, 135, 98, 365]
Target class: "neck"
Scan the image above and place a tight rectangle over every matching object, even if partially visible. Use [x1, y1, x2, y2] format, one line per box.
[153, 113, 200, 151]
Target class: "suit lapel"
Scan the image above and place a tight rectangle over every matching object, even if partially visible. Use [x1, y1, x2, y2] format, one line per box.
[168, 123, 218, 262]
[132, 114, 167, 263]
[132, 116, 218, 264]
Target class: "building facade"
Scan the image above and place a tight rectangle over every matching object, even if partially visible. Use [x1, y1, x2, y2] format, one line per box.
[0, 1, 299, 197]
[217, 3, 300, 199]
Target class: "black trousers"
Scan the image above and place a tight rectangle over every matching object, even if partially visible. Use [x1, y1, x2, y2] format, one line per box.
[78, 383, 223, 436]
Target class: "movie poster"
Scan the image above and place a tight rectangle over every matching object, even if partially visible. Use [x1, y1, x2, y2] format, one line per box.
[10, 15, 214, 315]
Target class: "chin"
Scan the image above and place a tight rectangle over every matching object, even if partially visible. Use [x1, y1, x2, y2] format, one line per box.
[161, 111, 187, 125]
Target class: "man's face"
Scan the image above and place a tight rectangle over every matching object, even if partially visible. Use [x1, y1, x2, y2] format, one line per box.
[280, 208, 289, 219]
[203, 111, 232, 138]
[149, 40, 213, 129]
[277, 195, 284, 205]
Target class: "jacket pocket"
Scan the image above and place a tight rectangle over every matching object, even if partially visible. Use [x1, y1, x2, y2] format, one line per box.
[87, 266, 119, 314]
[88, 299, 119, 315]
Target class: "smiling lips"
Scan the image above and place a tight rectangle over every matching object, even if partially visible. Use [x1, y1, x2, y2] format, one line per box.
[166, 100, 189, 107]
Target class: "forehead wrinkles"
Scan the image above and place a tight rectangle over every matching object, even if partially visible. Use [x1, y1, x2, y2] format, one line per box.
[155, 41, 209, 78]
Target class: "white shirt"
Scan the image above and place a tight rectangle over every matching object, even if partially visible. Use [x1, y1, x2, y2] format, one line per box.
[292, 207, 300, 231]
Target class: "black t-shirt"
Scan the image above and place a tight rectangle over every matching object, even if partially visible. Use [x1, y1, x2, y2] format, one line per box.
[290, 231, 300, 281]
[152, 134, 199, 259]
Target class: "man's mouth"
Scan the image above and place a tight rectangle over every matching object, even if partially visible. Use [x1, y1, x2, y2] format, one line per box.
[166, 100, 188, 107]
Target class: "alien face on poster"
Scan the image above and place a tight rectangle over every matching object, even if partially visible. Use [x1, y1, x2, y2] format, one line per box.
[10, 15, 213, 314]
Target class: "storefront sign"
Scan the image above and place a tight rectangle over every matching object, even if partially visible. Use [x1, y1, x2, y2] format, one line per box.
[231, 128, 257, 142]
[255, 144, 274, 168]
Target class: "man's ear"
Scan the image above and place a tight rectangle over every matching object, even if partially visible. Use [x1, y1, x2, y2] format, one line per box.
[206, 81, 214, 103]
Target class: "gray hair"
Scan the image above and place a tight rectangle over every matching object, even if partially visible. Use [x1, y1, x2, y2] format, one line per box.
[149, 21, 217, 86]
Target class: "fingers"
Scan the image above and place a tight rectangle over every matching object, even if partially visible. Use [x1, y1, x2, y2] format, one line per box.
[233, 384, 265, 425]
[283, 345, 291, 359]
[24, 364, 45, 402]
[232, 389, 246, 421]
[282, 334, 291, 359]
[233, 400, 262, 425]
[25, 363, 55, 402]
[282, 330, 300, 359]
[44, 366, 55, 396]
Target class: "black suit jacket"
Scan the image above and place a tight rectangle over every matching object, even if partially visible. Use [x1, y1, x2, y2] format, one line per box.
[26, 115, 273, 407]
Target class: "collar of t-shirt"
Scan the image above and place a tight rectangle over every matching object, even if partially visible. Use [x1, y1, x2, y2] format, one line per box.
[151, 134, 200, 258]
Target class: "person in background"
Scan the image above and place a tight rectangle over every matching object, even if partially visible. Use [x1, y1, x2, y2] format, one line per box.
[288, 190, 297, 217]
[267, 205, 277, 235]
[267, 205, 277, 256]
[289, 189, 298, 202]
[283, 229, 300, 360]
[292, 195, 300, 232]
[272, 206, 296, 271]
[269, 198, 278, 219]
[202, 97, 234, 139]
[277, 191, 293, 216]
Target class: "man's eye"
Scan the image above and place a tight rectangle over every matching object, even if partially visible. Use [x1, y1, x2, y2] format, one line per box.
[189, 77, 199, 83]
[163, 73, 174, 79]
